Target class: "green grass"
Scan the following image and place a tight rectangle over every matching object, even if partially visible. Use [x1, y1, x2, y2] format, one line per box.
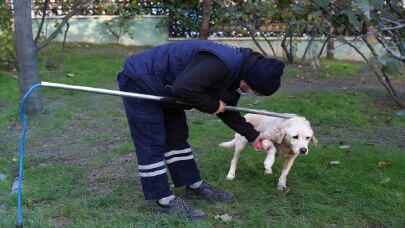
[199, 143, 405, 227]
[0, 44, 404, 227]
[319, 59, 365, 79]
[284, 59, 365, 80]
[0, 72, 19, 129]
[0, 158, 13, 198]
[239, 91, 405, 128]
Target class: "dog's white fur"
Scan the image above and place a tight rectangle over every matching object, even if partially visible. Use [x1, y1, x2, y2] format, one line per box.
[219, 114, 317, 190]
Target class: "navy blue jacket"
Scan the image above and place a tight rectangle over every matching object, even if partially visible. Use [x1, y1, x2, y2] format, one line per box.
[122, 40, 248, 97]
[120, 40, 259, 142]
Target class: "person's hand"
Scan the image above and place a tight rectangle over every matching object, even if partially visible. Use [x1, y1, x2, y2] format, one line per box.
[214, 100, 225, 114]
[252, 136, 264, 151]
[252, 134, 272, 151]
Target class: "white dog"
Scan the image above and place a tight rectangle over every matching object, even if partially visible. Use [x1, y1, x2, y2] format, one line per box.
[219, 114, 317, 190]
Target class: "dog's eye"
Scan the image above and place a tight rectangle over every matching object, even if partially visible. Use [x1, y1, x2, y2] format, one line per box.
[306, 137, 311, 140]
[293, 135, 299, 139]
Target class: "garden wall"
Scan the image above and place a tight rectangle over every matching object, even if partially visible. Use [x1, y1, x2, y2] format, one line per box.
[32, 15, 385, 62]
[32, 15, 168, 47]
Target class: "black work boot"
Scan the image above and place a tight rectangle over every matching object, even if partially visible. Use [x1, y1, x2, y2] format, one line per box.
[185, 181, 235, 203]
[156, 197, 206, 220]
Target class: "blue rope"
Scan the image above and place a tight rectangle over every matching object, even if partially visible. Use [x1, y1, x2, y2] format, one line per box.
[17, 83, 42, 227]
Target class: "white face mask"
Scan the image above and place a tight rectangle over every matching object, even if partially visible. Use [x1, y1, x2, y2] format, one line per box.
[236, 88, 253, 96]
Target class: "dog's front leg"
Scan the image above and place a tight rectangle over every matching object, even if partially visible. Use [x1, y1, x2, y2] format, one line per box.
[277, 154, 298, 191]
[264, 144, 276, 175]
[226, 141, 246, 180]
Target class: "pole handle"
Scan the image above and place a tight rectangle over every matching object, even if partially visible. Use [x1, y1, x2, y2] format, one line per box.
[41, 81, 295, 119]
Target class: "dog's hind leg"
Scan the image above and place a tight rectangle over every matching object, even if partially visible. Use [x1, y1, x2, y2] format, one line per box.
[264, 144, 276, 175]
[277, 154, 298, 191]
[226, 137, 247, 180]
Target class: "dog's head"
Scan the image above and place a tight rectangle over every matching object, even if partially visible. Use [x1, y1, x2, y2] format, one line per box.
[266, 117, 317, 155]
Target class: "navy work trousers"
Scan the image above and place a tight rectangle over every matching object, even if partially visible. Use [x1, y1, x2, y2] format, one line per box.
[117, 73, 201, 200]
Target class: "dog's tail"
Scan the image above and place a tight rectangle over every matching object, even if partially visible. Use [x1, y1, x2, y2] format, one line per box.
[219, 138, 236, 149]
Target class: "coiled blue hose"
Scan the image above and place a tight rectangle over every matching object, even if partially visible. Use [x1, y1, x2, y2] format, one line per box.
[17, 83, 42, 228]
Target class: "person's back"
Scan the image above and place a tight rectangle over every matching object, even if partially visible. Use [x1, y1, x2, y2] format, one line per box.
[120, 40, 248, 96]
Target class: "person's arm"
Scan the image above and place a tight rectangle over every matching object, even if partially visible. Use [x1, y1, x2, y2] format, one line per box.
[171, 52, 229, 114]
[217, 90, 260, 143]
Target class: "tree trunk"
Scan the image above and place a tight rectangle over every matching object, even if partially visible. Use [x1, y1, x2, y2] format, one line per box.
[260, 32, 276, 56]
[199, 0, 213, 39]
[301, 32, 315, 63]
[326, 26, 334, 59]
[13, 0, 43, 114]
[281, 26, 294, 63]
[318, 35, 330, 58]
[289, 33, 293, 63]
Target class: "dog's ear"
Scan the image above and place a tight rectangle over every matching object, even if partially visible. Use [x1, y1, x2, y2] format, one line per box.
[265, 127, 285, 144]
[310, 135, 319, 146]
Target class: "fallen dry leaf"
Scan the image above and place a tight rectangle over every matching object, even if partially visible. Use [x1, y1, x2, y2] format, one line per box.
[380, 177, 391, 184]
[339, 145, 351, 150]
[8, 122, 21, 131]
[378, 160, 392, 168]
[396, 109, 405, 117]
[66, 73, 75, 78]
[329, 161, 340, 165]
[215, 213, 232, 222]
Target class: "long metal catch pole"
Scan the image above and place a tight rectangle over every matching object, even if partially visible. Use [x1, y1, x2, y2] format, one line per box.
[17, 82, 295, 227]
[41, 81, 296, 119]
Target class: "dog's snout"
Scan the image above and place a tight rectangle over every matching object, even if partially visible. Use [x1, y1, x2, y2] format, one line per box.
[299, 148, 307, 154]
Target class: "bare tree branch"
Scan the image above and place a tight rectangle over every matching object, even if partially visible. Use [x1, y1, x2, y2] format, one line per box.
[259, 32, 276, 56]
[301, 27, 316, 63]
[362, 34, 405, 102]
[318, 35, 330, 58]
[212, 0, 268, 56]
[375, 33, 405, 62]
[301, 35, 315, 63]
[59, 21, 70, 72]
[280, 23, 294, 63]
[387, 0, 403, 18]
[36, 0, 92, 52]
[342, 36, 404, 106]
[380, 17, 405, 25]
[34, 0, 49, 44]
[380, 24, 405, 31]
[62, 22, 70, 54]
[242, 23, 267, 56]
[379, 17, 405, 31]
[338, 37, 369, 63]
[289, 31, 293, 62]
[36, 10, 75, 51]
[361, 35, 404, 105]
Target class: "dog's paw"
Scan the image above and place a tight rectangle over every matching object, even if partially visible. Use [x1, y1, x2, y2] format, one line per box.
[277, 184, 287, 191]
[264, 169, 273, 175]
[226, 174, 235, 180]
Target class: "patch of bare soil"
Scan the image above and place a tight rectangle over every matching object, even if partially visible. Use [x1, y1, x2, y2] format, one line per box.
[66, 45, 149, 57]
[51, 216, 71, 228]
[283, 76, 405, 95]
[88, 153, 136, 183]
[317, 126, 405, 149]
[283, 76, 405, 148]
[87, 153, 138, 194]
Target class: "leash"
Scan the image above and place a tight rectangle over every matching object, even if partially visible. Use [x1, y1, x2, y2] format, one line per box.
[16, 81, 295, 227]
